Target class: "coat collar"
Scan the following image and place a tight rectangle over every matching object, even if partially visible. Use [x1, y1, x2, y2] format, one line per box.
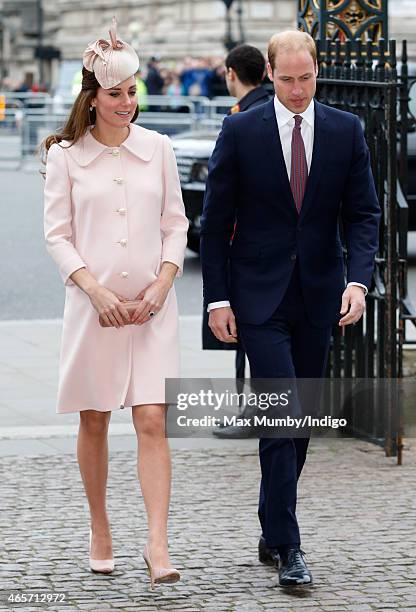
[64, 123, 158, 167]
[238, 86, 270, 112]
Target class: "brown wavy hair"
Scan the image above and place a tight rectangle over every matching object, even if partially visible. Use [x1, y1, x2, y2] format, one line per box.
[40, 67, 139, 162]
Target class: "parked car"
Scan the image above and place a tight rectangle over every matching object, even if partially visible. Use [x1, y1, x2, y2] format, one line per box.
[172, 130, 218, 253]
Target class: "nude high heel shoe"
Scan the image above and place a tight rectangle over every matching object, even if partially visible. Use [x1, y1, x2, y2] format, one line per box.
[142, 543, 180, 589]
[89, 529, 114, 574]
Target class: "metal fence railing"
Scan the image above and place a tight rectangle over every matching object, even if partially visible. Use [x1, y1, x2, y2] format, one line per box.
[0, 93, 233, 166]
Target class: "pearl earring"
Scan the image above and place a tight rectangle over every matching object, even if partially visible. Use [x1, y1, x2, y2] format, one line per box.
[89, 106, 94, 111]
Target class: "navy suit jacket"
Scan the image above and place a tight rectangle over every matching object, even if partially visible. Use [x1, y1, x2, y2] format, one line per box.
[200, 98, 381, 328]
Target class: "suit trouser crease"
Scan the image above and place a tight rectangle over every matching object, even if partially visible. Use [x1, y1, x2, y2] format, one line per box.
[237, 263, 331, 550]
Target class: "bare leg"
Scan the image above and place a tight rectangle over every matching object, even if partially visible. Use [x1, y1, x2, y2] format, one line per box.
[77, 410, 113, 560]
[132, 404, 173, 567]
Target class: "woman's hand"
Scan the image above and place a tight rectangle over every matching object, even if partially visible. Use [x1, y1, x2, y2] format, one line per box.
[131, 278, 172, 325]
[88, 284, 131, 328]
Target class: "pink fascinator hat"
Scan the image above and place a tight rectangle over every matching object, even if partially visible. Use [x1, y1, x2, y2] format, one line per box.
[82, 17, 140, 89]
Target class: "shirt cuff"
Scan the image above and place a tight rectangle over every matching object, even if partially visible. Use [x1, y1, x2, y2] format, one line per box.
[347, 282, 368, 296]
[207, 301, 231, 312]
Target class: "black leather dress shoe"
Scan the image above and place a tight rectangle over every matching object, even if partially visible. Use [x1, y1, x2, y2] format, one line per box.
[278, 548, 312, 587]
[258, 536, 280, 566]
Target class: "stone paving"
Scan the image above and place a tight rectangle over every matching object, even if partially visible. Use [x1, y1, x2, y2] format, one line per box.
[1, 318, 415, 610]
[1, 438, 415, 612]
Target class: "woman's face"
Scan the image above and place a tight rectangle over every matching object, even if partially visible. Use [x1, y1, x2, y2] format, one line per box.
[92, 76, 137, 129]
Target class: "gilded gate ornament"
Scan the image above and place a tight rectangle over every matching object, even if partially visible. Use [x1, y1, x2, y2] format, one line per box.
[341, 1, 367, 34]
[304, 5, 315, 31]
[298, 0, 388, 44]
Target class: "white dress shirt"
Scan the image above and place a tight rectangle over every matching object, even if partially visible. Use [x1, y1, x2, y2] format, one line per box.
[274, 95, 314, 177]
[208, 96, 367, 312]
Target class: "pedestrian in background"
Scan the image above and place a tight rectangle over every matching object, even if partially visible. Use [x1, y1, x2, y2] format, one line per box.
[145, 56, 164, 113]
[165, 73, 186, 111]
[145, 56, 164, 95]
[202, 44, 270, 439]
[42, 18, 188, 588]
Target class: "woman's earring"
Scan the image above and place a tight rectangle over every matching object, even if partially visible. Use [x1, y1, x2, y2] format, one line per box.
[89, 106, 94, 111]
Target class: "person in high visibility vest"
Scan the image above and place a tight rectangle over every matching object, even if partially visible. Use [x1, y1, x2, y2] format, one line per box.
[0, 95, 5, 121]
[135, 69, 148, 112]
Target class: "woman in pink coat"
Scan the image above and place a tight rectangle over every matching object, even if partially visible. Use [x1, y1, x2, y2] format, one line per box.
[42, 19, 188, 587]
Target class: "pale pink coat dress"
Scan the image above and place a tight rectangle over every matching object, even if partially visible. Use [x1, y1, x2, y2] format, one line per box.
[44, 124, 188, 413]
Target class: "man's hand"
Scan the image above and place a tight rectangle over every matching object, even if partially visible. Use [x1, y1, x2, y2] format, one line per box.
[209, 306, 238, 343]
[339, 285, 366, 327]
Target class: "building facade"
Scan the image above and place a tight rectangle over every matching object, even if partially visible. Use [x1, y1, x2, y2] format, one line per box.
[52, 0, 296, 61]
[1, 0, 414, 90]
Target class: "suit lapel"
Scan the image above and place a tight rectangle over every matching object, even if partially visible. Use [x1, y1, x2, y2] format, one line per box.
[262, 100, 297, 220]
[299, 101, 328, 220]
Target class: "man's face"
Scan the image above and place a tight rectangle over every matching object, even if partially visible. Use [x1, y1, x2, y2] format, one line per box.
[267, 49, 317, 114]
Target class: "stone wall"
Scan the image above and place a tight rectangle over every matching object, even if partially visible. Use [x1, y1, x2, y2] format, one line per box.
[52, 0, 296, 61]
[388, 0, 416, 63]
[51, 0, 416, 64]
[1, 0, 415, 89]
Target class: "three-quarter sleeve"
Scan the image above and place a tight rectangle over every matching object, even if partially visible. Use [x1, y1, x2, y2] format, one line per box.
[44, 143, 86, 286]
[160, 135, 189, 277]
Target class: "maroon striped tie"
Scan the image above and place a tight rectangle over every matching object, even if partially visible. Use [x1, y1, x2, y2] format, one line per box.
[290, 115, 308, 213]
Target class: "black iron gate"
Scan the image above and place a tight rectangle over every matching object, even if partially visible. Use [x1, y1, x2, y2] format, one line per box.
[315, 38, 416, 462]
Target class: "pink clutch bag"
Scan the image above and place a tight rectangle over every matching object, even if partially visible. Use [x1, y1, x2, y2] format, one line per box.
[99, 300, 142, 328]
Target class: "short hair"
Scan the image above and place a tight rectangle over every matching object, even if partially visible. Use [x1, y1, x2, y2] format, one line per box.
[268, 30, 317, 71]
[225, 44, 266, 86]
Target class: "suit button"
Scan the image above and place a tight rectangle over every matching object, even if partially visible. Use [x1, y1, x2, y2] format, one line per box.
[290, 254, 297, 261]
[119, 238, 128, 247]
[117, 208, 127, 215]
[121, 271, 129, 278]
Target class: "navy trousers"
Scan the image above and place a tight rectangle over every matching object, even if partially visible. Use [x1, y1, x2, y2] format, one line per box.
[238, 263, 332, 551]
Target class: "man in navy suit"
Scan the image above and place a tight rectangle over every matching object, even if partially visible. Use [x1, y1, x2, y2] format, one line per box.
[200, 30, 380, 587]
